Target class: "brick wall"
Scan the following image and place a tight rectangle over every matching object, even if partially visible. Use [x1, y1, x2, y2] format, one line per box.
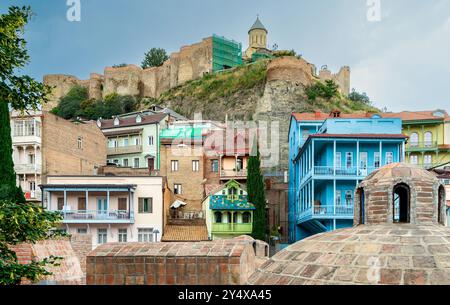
[86, 237, 269, 285]
[41, 111, 106, 182]
[70, 234, 93, 274]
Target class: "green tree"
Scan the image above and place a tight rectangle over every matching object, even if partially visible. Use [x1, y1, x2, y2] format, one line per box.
[247, 142, 267, 241]
[305, 80, 339, 101]
[348, 88, 371, 105]
[0, 6, 63, 285]
[141, 48, 169, 69]
[56, 85, 88, 119]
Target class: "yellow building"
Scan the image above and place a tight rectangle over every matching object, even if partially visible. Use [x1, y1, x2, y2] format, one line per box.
[244, 16, 269, 59]
[383, 110, 450, 169]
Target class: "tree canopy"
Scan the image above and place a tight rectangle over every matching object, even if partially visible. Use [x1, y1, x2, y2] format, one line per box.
[141, 48, 169, 69]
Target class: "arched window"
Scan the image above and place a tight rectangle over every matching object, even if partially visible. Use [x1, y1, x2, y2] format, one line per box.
[393, 183, 410, 223]
[410, 155, 418, 165]
[357, 188, 365, 225]
[424, 132, 433, 147]
[214, 212, 222, 223]
[243, 212, 251, 223]
[438, 186, 445, 225]
[410, 133, 419, 147]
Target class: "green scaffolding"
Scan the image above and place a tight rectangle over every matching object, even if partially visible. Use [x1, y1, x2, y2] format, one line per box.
[212, 34, 243, 72]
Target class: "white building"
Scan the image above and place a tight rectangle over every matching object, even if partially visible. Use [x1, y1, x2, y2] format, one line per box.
[40, 175, 166, 248]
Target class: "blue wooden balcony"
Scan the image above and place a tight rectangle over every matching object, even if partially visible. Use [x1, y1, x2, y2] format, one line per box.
[313, 166, 378, 177]
[55, 210, 135, 224]
[297, 204, 354, 224]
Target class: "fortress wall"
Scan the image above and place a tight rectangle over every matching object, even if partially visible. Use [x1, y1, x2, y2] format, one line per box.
[318, 66, 351, 96]
[103, 64, 142, 98]
[266, 56, 315, 86]
[43, 74, 88, 111]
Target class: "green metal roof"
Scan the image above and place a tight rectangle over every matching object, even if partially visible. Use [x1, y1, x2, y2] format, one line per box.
[249, 17, 267, 33]
[159, 127, 203, 140]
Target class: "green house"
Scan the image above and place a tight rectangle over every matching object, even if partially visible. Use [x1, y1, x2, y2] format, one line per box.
[202, 180, 255, 240]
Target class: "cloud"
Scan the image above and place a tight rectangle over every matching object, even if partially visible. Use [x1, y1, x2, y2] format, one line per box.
[352, 15, 450, 112]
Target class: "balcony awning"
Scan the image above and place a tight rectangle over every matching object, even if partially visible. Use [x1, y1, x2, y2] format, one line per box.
[170, 200, 187, 209]
[39, 184, 137, 191]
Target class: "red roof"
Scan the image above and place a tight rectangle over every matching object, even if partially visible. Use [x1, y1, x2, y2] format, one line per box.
[292, 111, 377, 121]
[381, 110, 449, 121]
[310, 133, 408, 139]
[100, 113, 167, 129]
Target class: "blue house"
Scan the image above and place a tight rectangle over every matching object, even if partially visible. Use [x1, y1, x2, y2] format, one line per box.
[288, 111, 407, 243]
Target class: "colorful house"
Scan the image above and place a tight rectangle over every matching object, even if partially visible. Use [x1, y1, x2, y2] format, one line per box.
[382, 110, 450, 169]
[98, 111, 173, 171]
[288, 111, 407, 242]
[202, 180, 255, 239]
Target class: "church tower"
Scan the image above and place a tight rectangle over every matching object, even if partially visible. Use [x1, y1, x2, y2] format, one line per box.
[244, 16, 268, 59]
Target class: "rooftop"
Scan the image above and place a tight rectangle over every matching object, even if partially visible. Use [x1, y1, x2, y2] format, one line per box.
[161, 225, 209, 242]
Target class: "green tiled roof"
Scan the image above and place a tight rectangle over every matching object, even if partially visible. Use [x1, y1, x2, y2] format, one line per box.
[210, 195, 255, 210]
[160, 127, 203, 140]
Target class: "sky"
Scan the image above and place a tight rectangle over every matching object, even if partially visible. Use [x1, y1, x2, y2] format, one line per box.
[1, 0, 449, 112]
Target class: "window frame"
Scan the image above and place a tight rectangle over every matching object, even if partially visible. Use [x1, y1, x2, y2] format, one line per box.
[171, 160, 179, 172]
[138, 198, 153, 214]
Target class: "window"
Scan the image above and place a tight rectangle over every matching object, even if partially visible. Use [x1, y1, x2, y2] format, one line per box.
[374, 152, 380, 168]
[97, 229, 107, 244]
[134, 158, 140, 168]
[192, 160, 200, 172]
[410, 133, 419, 147]
[138, 228, 153, 242]
[113, 159, 119, 165]
[123, 138, 129, 147]
[135, 138, 140, 146]
[174, 184, 182, 195]
[109, 139, 118, 148]
[424, 155, 433, 167]
[29, 181, 36, 192]
[386, 152, 393, 164]
[236, 158, 243, 171]
[136, 115, 142, 123]
[424, 132, 433, 147]
[28, 153, 35, 165]
[214, 212, 222, 223]
[113, 117, 120, 126]
[57, 197, 64, 210]
[77, 137, 83, 149]
[171, 160, 179, 172]
[138, 198, 153, 213]
[345, 190, 353, 205]
[410, 155, 418, 165]
[346, 152, 353, 168]
[118, 229, 127, 243]
[14, 121, 24, 136]
[301, 130, 310, 142]
[123, 159, 128, 167]
[77, 197, 86, 211]
[211, 160, 219, 172]
[77, 228, 87, 234]
[148, 136, 154, 146]
[336, 190, 342, 206]
[242, 212, 251, 223]
[335, 152, 342, 168]
[118, 198, 127, 211]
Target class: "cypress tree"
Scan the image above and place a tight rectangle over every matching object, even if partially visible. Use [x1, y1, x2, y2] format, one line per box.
[247, 141, 267, 241]
[0, 101, 17, 200]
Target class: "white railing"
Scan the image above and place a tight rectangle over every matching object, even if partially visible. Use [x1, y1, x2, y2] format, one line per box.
[56, 210, 134, 221]
[297, 204, 354, 222]
[220, 169, 247, 177]
[313, 166, 378, 177]
[15, 163, 42, 174]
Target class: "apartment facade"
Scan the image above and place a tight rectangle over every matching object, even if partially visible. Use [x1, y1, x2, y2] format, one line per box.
[382, 110, 450, 169]
[10, 110, 106, 202]
[99, 111, 175, 171]
[40, 175, 166, 248]
[203, 180, 254, 240]
[288, 111, 407, 242]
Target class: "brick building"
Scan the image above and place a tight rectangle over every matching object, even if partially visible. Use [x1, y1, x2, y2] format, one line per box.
[10, 110, 106, 203]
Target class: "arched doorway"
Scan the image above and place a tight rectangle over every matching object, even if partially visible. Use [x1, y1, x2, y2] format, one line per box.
[438, 185, 445, 225]
[393, 183, 410, 223]
[357, 188, 365, 224]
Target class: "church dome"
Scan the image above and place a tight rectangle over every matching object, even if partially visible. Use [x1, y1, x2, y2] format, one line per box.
[249, 16, 267, 34]
[248, 163, 449, 285]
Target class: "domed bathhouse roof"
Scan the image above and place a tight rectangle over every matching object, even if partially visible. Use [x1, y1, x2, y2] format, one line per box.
[248, 163, 449, 285]
[249, 16, 267, 33]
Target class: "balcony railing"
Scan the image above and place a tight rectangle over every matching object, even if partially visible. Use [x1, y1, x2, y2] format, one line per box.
[406, 141, 438, 151]
[107, 145, 142, 156]
[220, 169, 247, 178]
[15, 163, 41, 174]
[169, 210, 205, 220]
[24, 190, 41, 200]
[212, 223, 252, 233]
[55, 210, 134, 223]
[313, 166, 378, 177]
[297, 204, 354, 223]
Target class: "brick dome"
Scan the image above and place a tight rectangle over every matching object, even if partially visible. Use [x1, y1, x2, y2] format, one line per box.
[248, 163, 449, 285]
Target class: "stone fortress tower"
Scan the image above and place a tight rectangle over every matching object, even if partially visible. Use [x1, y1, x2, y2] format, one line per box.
[244, 16, 269, 59]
